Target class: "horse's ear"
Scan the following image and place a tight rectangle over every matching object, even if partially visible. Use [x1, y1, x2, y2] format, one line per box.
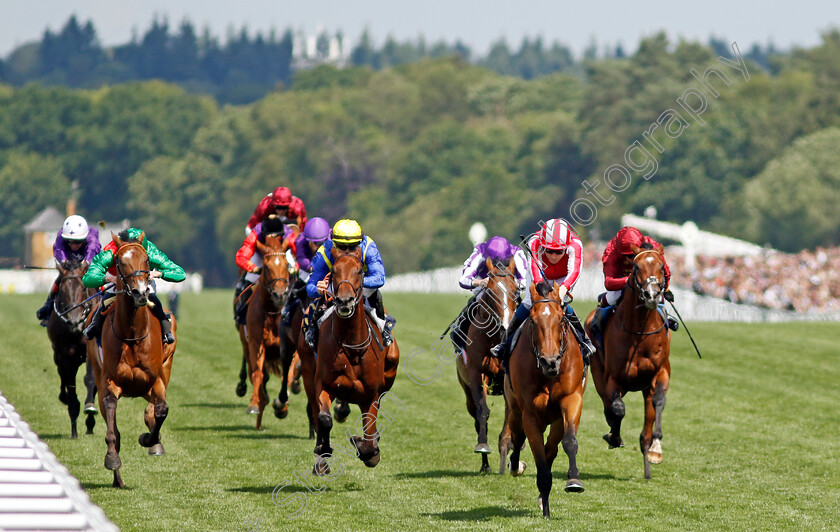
[529, 282, 539, 301]
[485, 257, 494, 271]
[330, 245, 339, 259]
[56, 261, 67, 276]
[137, 231, 145, 244]
[111, 232, 123, 248]
[507, 257, 516, 272]
[288, 224, 301, 239]
[255, 239, 268, 256]
[630, 244, 641, 256]
[656, 243, 664, 254]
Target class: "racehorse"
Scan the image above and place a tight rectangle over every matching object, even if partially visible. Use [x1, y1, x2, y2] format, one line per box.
[236, 232, 297, 430]
[503, 283, 586, 517]
[454, 257, 519, 474]
[86, 232, 176, 488]
[47, 260, 98, 438]
[584, 244, 671, 479]
[302, 246, 400, 475]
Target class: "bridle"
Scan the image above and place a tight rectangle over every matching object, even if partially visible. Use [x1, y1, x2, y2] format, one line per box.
[480, 260, 519, 332]
[114, 243, 151, 297]
[329, 252, 373, 351]
[620, 249, 668, 336]
[54, 274, 96, 330]
[260, 250, 292, 309]
[529, 297, 569, 368]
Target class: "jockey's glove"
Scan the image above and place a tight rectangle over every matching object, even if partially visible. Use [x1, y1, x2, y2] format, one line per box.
[664, 290, 674, 303]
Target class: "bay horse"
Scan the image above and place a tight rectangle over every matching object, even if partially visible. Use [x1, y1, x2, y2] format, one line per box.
[302, 246, 400, 475]
[584, 244, 671, 479]
[503, 283, 586, 518]
[236, 232, 297, 430]
[454, 258, 519, 474]
[86, 232, 177, 488]
[47, 260, 98, 438]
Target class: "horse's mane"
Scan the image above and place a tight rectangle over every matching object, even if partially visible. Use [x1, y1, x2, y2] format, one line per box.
[639, 242, 654, 250]
[490, 258, 511, 271]
[117, 230, 142, 245]
[61, 259, 85, 270]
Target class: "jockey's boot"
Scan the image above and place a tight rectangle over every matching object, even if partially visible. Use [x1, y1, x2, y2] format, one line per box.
[304, 302, 325, 351]
[148, 293, 175, 344]
[235, 283, 253, 326]
[84, 305, 104, 341]
[491, 313, 524, 360]
[662, 290, 679, 331]
[369, 289, 396, 346]
[565, 309, 594, 366]
[36, 291, 57, 327]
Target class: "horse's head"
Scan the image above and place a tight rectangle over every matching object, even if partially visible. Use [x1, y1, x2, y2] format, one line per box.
[331, 246, 364, 319]
[629, 244, 666, 311]
[484, 257, 519, 330]
[55, 260, 93, 334]
[255, 234, 292, 308]
[113, 231, 151, 308]
[528, 283, 570, 378]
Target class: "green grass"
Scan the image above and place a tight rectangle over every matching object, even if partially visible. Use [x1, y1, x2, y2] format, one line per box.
[1, 290, 839, 531]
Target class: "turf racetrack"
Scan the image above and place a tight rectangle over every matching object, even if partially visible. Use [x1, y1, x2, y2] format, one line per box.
[1, 291, 838, 531]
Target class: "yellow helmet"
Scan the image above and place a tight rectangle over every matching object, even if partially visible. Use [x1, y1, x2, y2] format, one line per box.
[331, 219, 363, 246]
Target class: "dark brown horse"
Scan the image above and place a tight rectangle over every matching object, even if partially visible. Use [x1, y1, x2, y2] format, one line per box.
[87, 232, 176, 488]
[454, 258, 519, 474]
[503, 283, 586, 517]
[585, 245, 671, 479]
[47, 260, 98, 438]
[301, 247, 400, 475]
[237, 233, 297, 429]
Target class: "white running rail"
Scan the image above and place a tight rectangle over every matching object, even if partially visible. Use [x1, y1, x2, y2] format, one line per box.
[0, 392, 117, 532]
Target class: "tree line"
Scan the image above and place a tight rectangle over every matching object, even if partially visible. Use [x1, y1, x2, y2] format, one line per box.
[1, 28, 839, 286]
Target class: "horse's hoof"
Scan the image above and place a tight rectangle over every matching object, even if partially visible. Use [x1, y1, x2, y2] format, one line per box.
[334, 401, 351, 423]
[58, 391, 68, 405]
[273, 399, 289, 419]
[235, 381, 247, 397]
[474, 443, 491, 454]
[246, 405, 260, 415]
[291, 379, 301, 395]
[362, 452, 381, 468]
[603, 433, 624, 449]
[510, 461, 527, 477]
[104, 453, 121, 471]
[148, 443, 165, 456]
[565, 479, 584, 492]
[86, 429, 94, 436]
[84, 403, 97, 414]
[647, 438, 663, 464]
[313, 456, 331, 476]
[479, 464, 491, 475]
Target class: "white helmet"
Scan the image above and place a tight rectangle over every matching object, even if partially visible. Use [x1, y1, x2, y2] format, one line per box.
[61, 215, 89, 241]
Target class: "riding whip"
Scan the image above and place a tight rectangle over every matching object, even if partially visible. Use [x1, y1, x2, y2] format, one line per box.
[665, 294, 702, 358]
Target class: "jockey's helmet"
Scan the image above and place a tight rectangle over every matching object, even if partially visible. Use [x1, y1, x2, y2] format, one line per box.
[61, 215, 89, 241]
[484, 236, 513, 261]
[539, 219, 573, 251]
[331, 219, 363, 248]
[304, 217, 331, 244]
[271, 187, 293, 207]
[618, 226, 643, 256]
[262, 214, 285, 236]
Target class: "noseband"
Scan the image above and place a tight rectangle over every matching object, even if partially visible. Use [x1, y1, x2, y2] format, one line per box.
[54, 274, 96, 329]
[529, 298, 569, 368]
[260, 251, 291, 303]
[115, 243, 151, 296]
[631, 250, 665, 301]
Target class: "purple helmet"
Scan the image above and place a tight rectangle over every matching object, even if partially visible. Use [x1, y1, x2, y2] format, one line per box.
[484, 236, 514, 261]
[303, 217, 331, 244]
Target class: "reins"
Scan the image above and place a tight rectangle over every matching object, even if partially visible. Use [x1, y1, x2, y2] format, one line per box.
[528, 298, 569, 368]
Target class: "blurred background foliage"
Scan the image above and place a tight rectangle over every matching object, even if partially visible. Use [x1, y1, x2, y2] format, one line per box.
[2, 16, 840, 284]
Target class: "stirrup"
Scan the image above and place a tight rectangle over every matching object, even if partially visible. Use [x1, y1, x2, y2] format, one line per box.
[490, 343, 506, 359]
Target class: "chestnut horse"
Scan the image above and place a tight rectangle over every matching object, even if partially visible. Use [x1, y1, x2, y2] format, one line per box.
[454, 258, 519, 474]
[503, 283, 586, 517]
[584, 244, 671, 479]
[237, 233, 297, 429]
[47, 260, 98, 438]
[301, 247, 400, 475]
[86, 232, 176, 488]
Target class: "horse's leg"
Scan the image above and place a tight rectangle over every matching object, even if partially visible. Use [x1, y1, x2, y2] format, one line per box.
[246, 331, 265, 423]
[523, 413, 552, 518]
[57, 360, 81, 439]
[641, 374, 669, 478]
[354, 399, 382, 468]
[273, 338, 292, 419]
[102, 381, 124, 488]
[313, 388, 334, 476]
[498, 378, 515, 475]
[236, 355, 248, 398]
[83, 359, 96, 434]
[139, 378, 168, 456]
[602, 377, 626, 449]
[457, 359, 490, 473]
[468, 367, 491, 457]
[506, 386, 527, 477]
[560, 392, 585, 492]
[289, 352, 301, 394]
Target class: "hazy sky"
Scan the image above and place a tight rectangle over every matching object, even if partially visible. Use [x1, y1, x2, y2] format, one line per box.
[3, 1, 839, 58]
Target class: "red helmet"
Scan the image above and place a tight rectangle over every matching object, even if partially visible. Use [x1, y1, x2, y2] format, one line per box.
[539, 219, 573, 250]
[271, 187, 293, 207]
[617, 226, 643, 255]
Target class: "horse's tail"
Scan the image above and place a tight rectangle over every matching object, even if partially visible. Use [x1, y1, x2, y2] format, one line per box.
[263, 348, 283, 376]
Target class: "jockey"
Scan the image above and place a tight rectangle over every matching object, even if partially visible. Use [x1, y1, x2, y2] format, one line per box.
[281, 217, 331, 325]
[491, 218, 595, 364]
[82, 228, 185, 344]
[303, 219, 394, 348]
[589, 226, 678, 340]
[449, 236, 529, 357]
[233, 215, 298, 325]
[245, 186, 308, 235]
[36, 215, 101, 326]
